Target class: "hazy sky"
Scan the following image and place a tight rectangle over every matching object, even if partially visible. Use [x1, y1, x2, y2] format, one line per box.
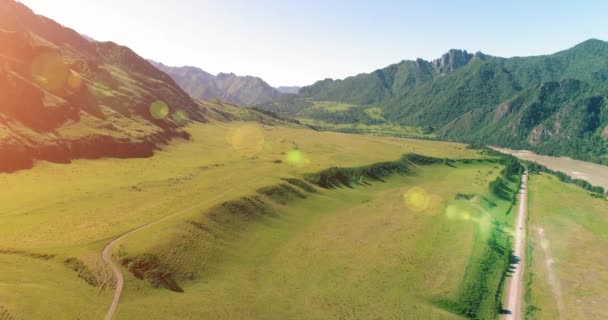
[21, 0, 608, 86]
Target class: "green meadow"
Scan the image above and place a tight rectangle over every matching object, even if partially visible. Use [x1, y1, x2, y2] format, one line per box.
[116, 160, 518, 320]
[0, 122, 517, 319]
[525, 174, 608, 320]
[299, 118, 436, 139]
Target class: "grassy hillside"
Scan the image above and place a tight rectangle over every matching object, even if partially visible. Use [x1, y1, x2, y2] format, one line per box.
[442, 80, 608, 163]
[258, 39, 608, 164]
[116, 160, 517, 319]
[525, 174, 608, 320]
[0, 1, 210, 172]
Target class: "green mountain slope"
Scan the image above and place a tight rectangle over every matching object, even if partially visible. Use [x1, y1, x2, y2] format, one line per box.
[259, 40, 608, 164]
[441, 80, 608, 162]
[150, 61, 281, 106]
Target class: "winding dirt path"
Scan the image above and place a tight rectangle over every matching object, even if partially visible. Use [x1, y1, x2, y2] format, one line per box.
[101, 175, 257, 320]
[503, 171, 528, 320]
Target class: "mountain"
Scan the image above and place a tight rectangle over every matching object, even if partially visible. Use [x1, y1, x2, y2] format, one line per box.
[259, 40, 608, 164]
[150, 61, 282, 106]
[0, 0, 272, 173]
[275, 86, 301, 94]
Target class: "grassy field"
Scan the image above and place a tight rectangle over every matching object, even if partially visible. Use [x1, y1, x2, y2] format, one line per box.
[279, 99, 435, 139]
[116, 161, 515, 319]
[299, 118, 436, 139]
[525, 174, 608, 320]
[310, 100, 357, 112]
[0, 122, 482, 319]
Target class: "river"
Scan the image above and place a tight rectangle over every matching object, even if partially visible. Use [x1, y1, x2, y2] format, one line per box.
[492, 147, 608, 189]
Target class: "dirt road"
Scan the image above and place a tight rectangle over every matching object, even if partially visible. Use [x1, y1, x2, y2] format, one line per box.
[503, 171, 528, 320]
[101, 174, 258, 320]
[101, 205, 200, 320]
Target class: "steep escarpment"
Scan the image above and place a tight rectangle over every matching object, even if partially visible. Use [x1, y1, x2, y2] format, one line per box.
[115, 154, 451, 291]
[0, 1, 206, 172]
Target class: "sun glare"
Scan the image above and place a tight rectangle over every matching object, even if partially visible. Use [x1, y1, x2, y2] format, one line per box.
[150, 100, 170, 120]
[403, 187, 431, 212]
[285, 149, 310, 166]
[172, 109, 189, 124]
[227, 124, 265, 157]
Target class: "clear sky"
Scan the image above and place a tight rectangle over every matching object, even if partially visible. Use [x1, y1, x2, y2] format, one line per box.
[20, 0, 608, 87]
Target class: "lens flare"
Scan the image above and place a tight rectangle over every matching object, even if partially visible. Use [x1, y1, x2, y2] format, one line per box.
[459, 211, 471, 221]
[30, 53, 69, 92]
[150, 100, 170, 120]
[403, 187, 431, 212]
[446, 205, 471, 221]
[172, 109, 189, 124]
[228, 124, 265, 156]
[285, 149, 310, 166]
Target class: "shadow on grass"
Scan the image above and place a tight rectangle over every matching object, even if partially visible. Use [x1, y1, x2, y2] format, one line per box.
[305, 153, 449, 189]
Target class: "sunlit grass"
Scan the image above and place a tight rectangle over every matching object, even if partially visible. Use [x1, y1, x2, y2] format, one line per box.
[525, 174, 608, 320]
[0, 122, 481, 319]
[117, 162, 508, 319]
[299, 118, 437, 139]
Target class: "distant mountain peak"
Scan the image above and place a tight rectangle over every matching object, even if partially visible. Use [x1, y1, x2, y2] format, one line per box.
[569, 38, 608, 52]
[578, 38, 606, 45]
[217, 72, 237, 78]
[151, 62, 282, 106]
[432, 49, 476, 74]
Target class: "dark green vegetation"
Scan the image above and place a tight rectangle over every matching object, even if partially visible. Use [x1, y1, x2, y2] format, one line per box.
[304, 153, 442, 188]
[259, 41, 608, 164]
[63, 257, 100, 287]
[438, 157, 521, 319]
[526, 161, 606, 194]
[487, 146, 608, 195]
[449, 227, 511, 319]
[150, 61, 282, 106]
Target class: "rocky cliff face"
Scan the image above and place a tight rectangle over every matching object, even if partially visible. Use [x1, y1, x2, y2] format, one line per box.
[0, 1, 205, 172]
[431, 49, 487, 74]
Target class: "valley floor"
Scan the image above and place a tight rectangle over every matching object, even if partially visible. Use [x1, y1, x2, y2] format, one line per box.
[0, 122, 514, 319]
[117, 162, 511, 319]
[525, 174, 608, 320]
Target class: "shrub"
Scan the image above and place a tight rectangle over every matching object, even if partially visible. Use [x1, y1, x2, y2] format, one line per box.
[121, 254, 183, 292]
[455, 193, 475, 200]
[64, 257, 99, 287]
